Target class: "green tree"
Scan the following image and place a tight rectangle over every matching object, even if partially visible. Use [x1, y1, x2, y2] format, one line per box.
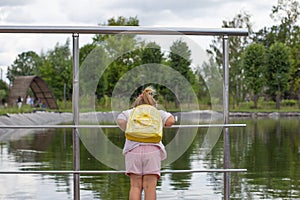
[79, 45, 109, 108]
[254, 0, 299, 45]
[92, 16, 139, 44]
[141, 42, 164, 64]
[266, 42, 291, 109]
[196, 57, 223, 108]
[0, 79, 9, 105]
[93, 16, 143, 98]
[169, 39, 195, 108]
[79, 43, 97, 65]
[139, 41, 170, 101]
[253, 0, 300, 107]
[242, 43, 267, 108]
[289, 41, 300, 107]
[6, 51, 42, 83]
[38, 39, 72, 100]
[169, 40, 192, 80]
[103, 48, 143, 96]
[207, 11, 252, 108]
[270, 0, 300, 44]
[270, 0, 300, 107]
[289, 32, 300, 108]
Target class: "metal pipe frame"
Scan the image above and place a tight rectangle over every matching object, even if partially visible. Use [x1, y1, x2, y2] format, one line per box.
[223, 35, 230, 200]
[0, 124, 246, 129]
[72, 33, 80, 200]
[0, 25, 248, 36]
[0, 169, 247, 175]
[0, 25, 248, 200]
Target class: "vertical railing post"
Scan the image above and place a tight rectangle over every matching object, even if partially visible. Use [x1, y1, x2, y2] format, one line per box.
[72, 32, 80, 200]
[222, 35, 230, 200]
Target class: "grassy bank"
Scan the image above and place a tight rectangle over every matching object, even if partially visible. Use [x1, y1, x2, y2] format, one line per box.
[1, 98, 300, 116]
[230, 100, 300, 113]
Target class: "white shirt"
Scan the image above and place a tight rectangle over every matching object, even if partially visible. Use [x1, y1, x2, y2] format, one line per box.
[117, 108, 173, 160]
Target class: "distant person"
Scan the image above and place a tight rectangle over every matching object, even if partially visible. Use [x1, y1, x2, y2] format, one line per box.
[30, 98, 34, 107]
[26, 95, 34, 107]
[16, 96, 23, 109]
[117, 86, 175, 200]
[26, 95, 31, 105]
[41, 101, 46, 109]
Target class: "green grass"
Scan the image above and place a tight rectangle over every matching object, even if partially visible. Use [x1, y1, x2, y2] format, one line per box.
[232, 100, 300, 113]
[1, 99, 299, 116]
[0, 105, 57, 115]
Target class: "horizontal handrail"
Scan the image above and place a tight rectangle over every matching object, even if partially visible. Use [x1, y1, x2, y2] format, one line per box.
[0, 124, 246, 129]
[0, 25, 248, 36]
[0, 169, 247, 174]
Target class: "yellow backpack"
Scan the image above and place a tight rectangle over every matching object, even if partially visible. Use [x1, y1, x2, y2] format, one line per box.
[125, 104, 162, 143]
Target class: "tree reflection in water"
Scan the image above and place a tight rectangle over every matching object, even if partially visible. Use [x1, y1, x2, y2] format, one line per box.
[0, 117, 299, 199]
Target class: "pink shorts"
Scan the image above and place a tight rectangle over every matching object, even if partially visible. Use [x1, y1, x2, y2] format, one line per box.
[125, 145, 162, 178]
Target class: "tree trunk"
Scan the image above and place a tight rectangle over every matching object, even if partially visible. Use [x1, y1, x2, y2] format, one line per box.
[253, 94, 258, 109]
[276, 92, 280, 110]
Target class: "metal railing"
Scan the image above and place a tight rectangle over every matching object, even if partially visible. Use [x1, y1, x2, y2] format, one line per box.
[0, 25, 248, 200]
[0, 25, 248, 36]
[0, 169, 247, 175]
[0, 124, 246, 129]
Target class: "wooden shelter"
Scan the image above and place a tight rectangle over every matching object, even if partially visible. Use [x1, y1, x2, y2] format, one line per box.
[8, 76, 59, 109]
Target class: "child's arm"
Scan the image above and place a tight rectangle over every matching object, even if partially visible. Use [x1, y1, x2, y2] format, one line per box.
[117, 119, 127, 131]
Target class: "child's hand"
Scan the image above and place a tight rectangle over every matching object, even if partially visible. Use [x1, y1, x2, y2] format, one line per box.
[165, 115, 175, 127]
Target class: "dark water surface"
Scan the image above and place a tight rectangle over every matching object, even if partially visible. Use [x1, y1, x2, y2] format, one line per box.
[0, 117, 299, 199]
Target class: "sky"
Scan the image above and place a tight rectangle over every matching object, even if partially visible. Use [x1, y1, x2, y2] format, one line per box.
[0, 0, 288, 81]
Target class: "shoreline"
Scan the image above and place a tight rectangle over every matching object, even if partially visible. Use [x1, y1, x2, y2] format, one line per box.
[1, 110, 300, 121]
[229, 111, 300, 118]
[0, 112, 73, 141]
[0, 110, 299, 141]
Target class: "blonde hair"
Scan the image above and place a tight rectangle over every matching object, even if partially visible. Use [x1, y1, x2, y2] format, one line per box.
[133, 86, 157, 107]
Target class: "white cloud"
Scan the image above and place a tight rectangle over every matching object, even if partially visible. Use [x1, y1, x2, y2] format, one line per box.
[1, 6, 35, 23]
[0, 0, 31, 7]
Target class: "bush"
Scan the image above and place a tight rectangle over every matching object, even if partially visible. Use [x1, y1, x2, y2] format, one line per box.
[281, 99, 297, 107]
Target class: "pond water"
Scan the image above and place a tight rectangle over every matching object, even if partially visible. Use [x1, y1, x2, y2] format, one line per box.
[0, 116, 299, 199]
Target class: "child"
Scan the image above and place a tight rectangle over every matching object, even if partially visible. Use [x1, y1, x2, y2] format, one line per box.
[117, 86, 175, 200]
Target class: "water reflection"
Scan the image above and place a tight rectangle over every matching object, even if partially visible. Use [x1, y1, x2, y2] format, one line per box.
[229, 117, 300, 199]
[0, 117, 299, 199]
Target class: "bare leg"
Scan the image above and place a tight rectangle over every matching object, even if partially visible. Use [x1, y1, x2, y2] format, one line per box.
[143, 174, 158, 200]
[129, 174, 143, 200]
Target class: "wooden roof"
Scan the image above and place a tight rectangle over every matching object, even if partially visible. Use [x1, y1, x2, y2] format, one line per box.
[8, 76, 59, 109]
